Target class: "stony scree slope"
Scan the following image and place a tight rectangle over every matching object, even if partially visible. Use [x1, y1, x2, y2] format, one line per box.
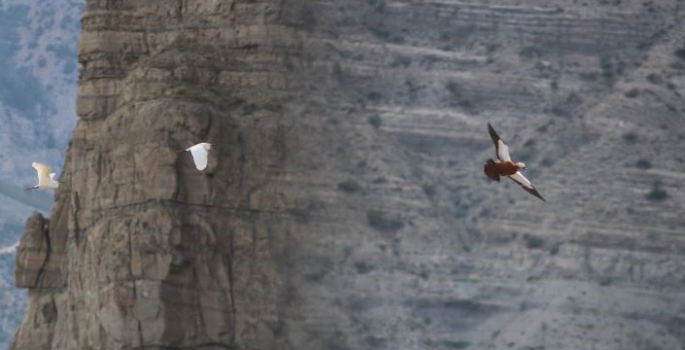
[9, 1, 685, 350]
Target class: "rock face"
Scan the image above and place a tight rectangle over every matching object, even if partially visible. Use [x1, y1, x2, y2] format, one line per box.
[10, 1, 685, 350]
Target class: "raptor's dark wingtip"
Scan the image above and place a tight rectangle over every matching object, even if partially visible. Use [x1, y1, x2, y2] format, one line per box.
[487, 123, 502, 150]
[525, 187, 546, 202]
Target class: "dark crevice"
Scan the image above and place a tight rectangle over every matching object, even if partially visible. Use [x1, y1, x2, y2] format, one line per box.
[191, 261, 207, 339]
[72, 191, 81, 243]
[35, 219, 52, 287]
[131, 144, 136, 196]
[44, 295, 57, 346]
[127, 221, 143, 345]
[237, 131, 247, 190]
[227, 229, 237, 344]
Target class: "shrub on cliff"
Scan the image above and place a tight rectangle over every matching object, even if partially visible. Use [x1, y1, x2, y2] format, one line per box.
[367, 210, 404, 231]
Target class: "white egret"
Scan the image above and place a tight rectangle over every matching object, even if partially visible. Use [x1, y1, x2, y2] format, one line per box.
[184, 142, 212, 171]
[26, 162, 59, 191]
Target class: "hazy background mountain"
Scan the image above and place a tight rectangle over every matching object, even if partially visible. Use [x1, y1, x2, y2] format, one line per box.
[0, 0, 82, 348]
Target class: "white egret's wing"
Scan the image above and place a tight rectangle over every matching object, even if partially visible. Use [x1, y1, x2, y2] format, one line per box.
[487, 123, 511, 162]
[508, 171, 545, 201]
[32, 162, 52, 186]
[188, 146, 208, 170]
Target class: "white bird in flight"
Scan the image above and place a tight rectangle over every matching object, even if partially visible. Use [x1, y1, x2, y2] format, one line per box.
[184, 142, 212, 170]
[25, 162, 59, 191]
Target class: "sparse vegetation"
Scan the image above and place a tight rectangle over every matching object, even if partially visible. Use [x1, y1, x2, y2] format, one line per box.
[367, 210, 404, 231]
[622, 132, 638, 143]
[337, 180, 362, 194]
[550, 104, 569, 117]
[367, 24, 404, 44]
[422, 183, 437, 198]
[368, 25, 391, 40]
[645, 180, 668, 201]
[598, 276, 613, 286]
[647, 73, 662, 84]
[446, 81, 475, 109]
[549, 243, 561, 255]
[523, 234, 544, 249]
[332, 62, 342, 77]
[446, 81, 462, 98]
[305, 270, 326, 283]
[368, 115, 382, 129]
[422, 55, 440, 68]
[667, 81, 678, 91]
[519, 46, 541, 59]
[406, 78, 423, 102]
[354, 261, 374, 274]
[549, 92, 582, 118]
[298, 6, 317, 30]
[635, 158, 652, 169]
[241, 103, 258, 115]
[599, 55, 623, 84]
[288, 208, 310, 223]
[550, 79, 558, 90]
[567, 92, 582, 105]
[624, 88, 640, 98]
[391, 56, 412, 68]
[675, 47, 685, 61]
[443, 340, 472, 349]
[368, 0, 386, 10]
[264, 101, 283, 112]
[600, 55, 614, 81]
[365, 337, 387, 348]
[458, 99, 474, 109]
[419, 270, 430, 280]
[540, 156, 556, 167]
[579, 71, 599, 81]
[367, 91, 382, 101]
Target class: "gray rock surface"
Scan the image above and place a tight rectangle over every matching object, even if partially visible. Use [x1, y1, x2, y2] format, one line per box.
[10, 1, 685, 350]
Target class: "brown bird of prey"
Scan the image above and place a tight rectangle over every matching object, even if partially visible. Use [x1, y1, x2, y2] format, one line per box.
[484, 123, 545, 201]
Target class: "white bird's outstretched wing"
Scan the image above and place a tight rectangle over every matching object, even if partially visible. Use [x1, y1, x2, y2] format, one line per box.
[32, 162, 52, 187]
[508, 171, 545, 201]
[488, 123, 511, 162]
[187, 145, 209, 170]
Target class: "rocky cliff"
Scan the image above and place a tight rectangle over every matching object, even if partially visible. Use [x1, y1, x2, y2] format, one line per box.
[9, 1, 685, 350]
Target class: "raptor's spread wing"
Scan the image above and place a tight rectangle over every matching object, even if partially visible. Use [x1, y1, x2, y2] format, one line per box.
[488, 123, 511, 162]
[508, 171, 545, 201]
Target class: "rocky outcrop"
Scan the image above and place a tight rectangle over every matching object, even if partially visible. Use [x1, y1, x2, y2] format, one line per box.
[10, 1, 685, 350]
